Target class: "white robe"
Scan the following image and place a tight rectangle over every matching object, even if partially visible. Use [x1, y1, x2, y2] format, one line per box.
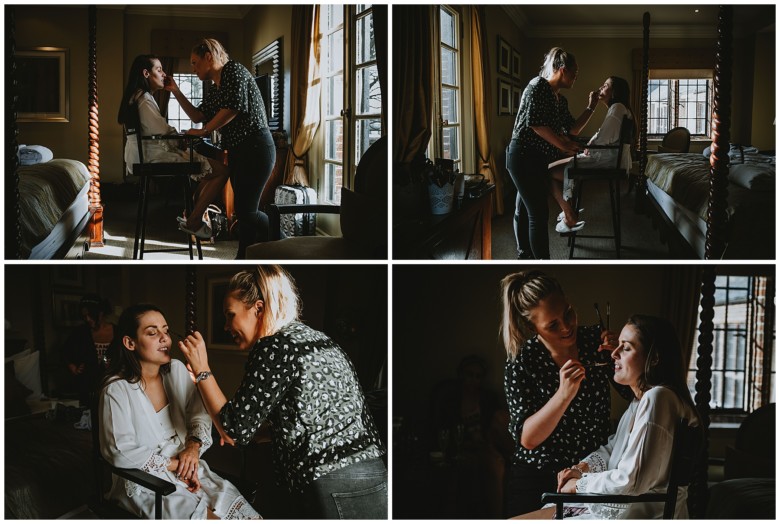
[561, 386, 699, 519]
[99, 359, 260, 519]
[124, 91, 211, 176]
[562, 103, 633, 200]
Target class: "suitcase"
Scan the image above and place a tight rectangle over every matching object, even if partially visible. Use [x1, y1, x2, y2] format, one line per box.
[274, 184, 318, 237]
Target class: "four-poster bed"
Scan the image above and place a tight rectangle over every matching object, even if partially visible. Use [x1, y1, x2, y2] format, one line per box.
[6, 5, 102, 260]
[636, 6, 775, 260]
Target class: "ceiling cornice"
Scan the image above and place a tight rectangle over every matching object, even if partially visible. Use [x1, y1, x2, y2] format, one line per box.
[120, 5, 253, 20]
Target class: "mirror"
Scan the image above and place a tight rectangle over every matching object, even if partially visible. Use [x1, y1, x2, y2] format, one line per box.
[16, 47, 69, 122]
[252, 37, 283, 132]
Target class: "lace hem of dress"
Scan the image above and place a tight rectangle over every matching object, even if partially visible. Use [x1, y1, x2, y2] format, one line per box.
[142, 453, 171, 475]
[224, 497, 261, 520]
[587, 502, 629, 519]
[584, 452, 607, 473]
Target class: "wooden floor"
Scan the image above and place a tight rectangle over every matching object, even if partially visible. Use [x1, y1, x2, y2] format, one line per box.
[491, 178, 671, 260]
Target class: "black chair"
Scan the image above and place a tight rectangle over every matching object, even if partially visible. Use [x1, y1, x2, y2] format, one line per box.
[560, 115, 633, 259]
[542, 418, 702, 520]
[125, 104, 203, 260]
[90, 394, 176, 519]
[657, 126, 691, 154]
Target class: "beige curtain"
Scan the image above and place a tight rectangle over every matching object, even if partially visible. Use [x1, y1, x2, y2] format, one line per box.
[154, 57, 177, 118]
[393, 5, 433, 175]
[470, 6, 504, 215]
[662, 266, 704, 370]
[285, 5, 321, 186]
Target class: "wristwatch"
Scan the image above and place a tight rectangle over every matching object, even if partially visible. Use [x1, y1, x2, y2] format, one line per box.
[195, 371, 213, 383]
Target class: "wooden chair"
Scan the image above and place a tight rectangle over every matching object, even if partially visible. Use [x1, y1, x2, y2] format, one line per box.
[89, 394, 175, 519]
[541, 418, 702, 520]
[125, 104, 203, 260]
[245, 136, 388, 259]
[560, 115, 633, 259]
[658, 126, 691, 153]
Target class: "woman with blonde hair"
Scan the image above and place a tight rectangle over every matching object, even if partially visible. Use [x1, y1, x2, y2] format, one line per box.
[179, 266, 387, 518]
[166, 39, 275, 258]
[500, 269, 630, 516]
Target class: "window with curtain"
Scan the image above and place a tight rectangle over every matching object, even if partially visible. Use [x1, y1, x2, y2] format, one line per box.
[321, 4, 382, 204]
[648, 74, 712, 137]
[168, 74, 203, 132]
[432, 5, 462, 172]
[687, 275, 775, 414]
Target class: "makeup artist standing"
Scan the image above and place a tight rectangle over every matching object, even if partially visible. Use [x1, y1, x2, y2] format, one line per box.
[166, 38, 275, 259]
[178, 265, 387, 519]
[499, 269, 628, 516]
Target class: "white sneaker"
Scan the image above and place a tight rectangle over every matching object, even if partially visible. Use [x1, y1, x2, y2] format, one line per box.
[556, 220, 586, 234]
[557, 208, 584, 222]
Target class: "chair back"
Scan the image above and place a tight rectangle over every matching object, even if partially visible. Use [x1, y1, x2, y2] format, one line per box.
[663, 418, 703, 519]
[353, 136, 388, 198]
[613, 115, 634, 169]
[661, 127, 691, 153]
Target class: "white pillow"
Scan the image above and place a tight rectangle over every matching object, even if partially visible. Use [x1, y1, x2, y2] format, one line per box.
[19, 145, 54, 166]
[12, 350, 43, 400]
[4, 347, 31, 364]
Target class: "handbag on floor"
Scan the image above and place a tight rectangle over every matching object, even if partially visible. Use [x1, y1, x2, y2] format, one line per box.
[273, 184, 317, 237]
[204, 204, 229, 240]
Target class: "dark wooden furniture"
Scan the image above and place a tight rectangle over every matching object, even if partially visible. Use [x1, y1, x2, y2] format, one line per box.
[541, 418, 702, 520]
[394, 184, 494, 260]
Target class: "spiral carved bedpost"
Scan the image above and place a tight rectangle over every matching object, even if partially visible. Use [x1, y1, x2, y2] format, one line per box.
[186, 267, 198, 335]
[692, 266, 715, 517]
[705, 6, 732, 260]
[637, 12, 650, 198]
[5, 6, 22, 260]
[88, 5, 104, 246]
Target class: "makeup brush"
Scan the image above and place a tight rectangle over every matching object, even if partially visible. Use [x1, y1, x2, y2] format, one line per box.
[594, 302, 605, 331]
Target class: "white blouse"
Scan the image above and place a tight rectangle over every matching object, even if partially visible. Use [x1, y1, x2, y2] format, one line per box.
[569, 385, 699, 519]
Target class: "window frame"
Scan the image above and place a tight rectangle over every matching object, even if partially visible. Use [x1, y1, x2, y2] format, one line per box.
[647, 74, 713, 138]
[167, 73, 204, 132]
[430, 5, 463, 172]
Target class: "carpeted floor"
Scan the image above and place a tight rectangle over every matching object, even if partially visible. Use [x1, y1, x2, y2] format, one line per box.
[84, 182, 238, 260]
[491, 178, 670, 260]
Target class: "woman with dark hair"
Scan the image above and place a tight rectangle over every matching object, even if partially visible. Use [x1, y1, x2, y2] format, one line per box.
[63, 294, 115, 406]
[501, 270, 628, 516]
[515, 314, 701, 519]
[178, 265, 387, 518]
[118, 54, 229, 240]
[506, 47, 599, 259]
[549, 76, 636, 233]
[166, 39, 276, 258]
[99, 304, 260, 519]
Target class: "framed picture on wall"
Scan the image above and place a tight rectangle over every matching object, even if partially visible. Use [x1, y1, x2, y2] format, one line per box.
[511, 50, 522, 80]
[52, 266, 83, 288]
[206, 277, 237, 350]
[17, 47, 69, 122]
[512, 84, 522, 114]
[498, 79, 512, 116]
[52, 293, 83, 327]
[497, 36, 511, 76]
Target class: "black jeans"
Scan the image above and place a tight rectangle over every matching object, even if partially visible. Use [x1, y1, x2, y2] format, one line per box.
[504, 462, 557, 518]
[505, 141, 551, 259]
[299, 458, 387, 519]
[227, 128, 276, 259]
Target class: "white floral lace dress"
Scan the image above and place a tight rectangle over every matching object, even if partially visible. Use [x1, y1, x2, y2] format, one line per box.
[99, 359, 260, 519]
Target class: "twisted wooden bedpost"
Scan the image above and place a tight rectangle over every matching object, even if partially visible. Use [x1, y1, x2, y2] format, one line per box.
[88, 5, 104, 246]
[186, 267, 198, 335]
[5, 6, 22, 260]
[692, 266, 715, 517]
[705, 6, 732, 260]
[637, 12, 650, 197]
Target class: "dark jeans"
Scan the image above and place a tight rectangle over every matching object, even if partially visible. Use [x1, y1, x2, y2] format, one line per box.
[505, 141, 551, 259]
[299, 458, 387, 519]
[227, 128, 276, 259]
[504, 462, 557, 518]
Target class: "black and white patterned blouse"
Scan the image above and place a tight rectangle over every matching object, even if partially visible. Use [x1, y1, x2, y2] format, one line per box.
[199, 60, 268, 149]
[219, 321, 385, 493]
[511, 76, 575, 162]
[504, 324, 625, 471]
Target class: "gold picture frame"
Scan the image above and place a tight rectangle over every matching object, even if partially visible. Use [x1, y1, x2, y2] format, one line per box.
[16, 47, 69, 122]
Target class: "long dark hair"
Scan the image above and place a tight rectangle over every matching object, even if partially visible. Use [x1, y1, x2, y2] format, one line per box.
[117, 54, 160, 126]
[607, 76, 637, 140]
[101, 303, 171, 389]
[626, 314, 698, 413]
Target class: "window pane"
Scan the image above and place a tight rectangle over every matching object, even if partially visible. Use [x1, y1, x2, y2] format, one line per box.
[648, 79, 669, 135]
[325, 119, 343, 163]
[355, 119, 381, 163]
[441, 48, 456, 86]
[325, 162, 343, 204]
[325, 31, 344, 74]
[356, 4, 371, 15]
[441, 87, 458, 124]
[169, 74, 202, 131]
[442, 127, 459, 162]
[325, 75, 343, 118]
[355, 65, 380, 115]
[356, 12, 375, 65]
[324, 5, 343, 30]
[440, 8, 455, 48]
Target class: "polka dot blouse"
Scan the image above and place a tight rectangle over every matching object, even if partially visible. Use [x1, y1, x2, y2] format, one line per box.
[199, 60, 269, 149]
[218, 321, 385, 493]
[504, 324, 626, 470]
[511, 76, 575, 162]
